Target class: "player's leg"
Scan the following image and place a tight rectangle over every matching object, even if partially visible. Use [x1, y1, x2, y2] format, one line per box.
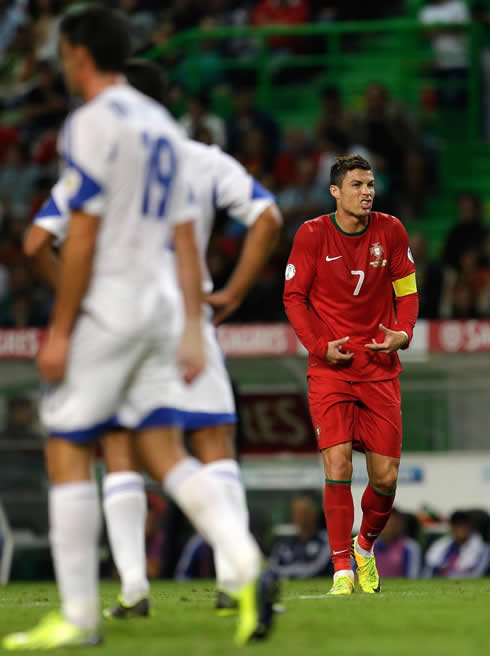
[321, 440, 355, 595]
[352, 378, 402, 593]
[102, 430, 150, 618]
[2, 316, 148, 651]
[136, 426, 275, 644]
[191, 424, 250, 606]
[308, 377, 357, 595]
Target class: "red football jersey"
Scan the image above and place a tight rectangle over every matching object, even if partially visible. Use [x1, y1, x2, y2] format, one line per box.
[283, 212, 418, 382]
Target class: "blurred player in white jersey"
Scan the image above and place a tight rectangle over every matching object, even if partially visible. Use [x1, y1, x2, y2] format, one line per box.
[3, 7, 268, 651]
[23, 58, 282, 626]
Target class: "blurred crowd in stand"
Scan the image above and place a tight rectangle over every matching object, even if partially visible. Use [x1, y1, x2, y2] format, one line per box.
[0, 1, 489, 326]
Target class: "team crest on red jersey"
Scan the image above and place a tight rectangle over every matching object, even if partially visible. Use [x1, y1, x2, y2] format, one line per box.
[369, 242, 387, 268]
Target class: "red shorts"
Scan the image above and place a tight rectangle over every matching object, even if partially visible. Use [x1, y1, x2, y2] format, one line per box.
[307, 376, 402, 459]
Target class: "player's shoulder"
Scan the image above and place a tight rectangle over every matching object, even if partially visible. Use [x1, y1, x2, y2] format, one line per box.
[299, 214, 330, 236]
[371, 211, 406, 235]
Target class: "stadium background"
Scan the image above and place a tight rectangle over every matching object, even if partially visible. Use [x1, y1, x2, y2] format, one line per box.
[0, 0, 489, 583]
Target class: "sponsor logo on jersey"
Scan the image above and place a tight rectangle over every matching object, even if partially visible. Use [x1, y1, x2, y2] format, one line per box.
[326, 255, 342, 262]
[369, 242, 387, 268]
[285, 263, 296, 280]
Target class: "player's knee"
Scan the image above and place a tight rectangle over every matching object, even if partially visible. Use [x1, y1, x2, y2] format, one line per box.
[325, 455, 353, 481]
[370, 469, 398, 494]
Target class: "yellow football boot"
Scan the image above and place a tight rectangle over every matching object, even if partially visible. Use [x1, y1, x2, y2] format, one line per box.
[2, 611, 101, 650]
[352, 536, 381, 593]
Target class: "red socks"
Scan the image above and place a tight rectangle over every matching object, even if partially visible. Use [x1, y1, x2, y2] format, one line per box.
[358, 483, 396, 552]
[323, 480, 354, 572]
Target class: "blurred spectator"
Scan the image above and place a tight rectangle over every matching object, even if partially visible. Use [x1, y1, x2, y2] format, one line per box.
[30, 0, 61, 62]
[373, 508, 422, 579]
[278, 152, 332, 239]
[269, 496, 331, 579]
[226, 84, 280, 169]
[409, 232, 443, 319]
[316, 128, 371, 187]
[0, 0, 28, 59]
[251, 0, 310, 53]
[442, 193, 488, 271]
[179, 92, 226, 148]
[273, 126, 308, 188]
[314, 85, 351, 141]
[0, 262, 49, 327]
[351, 82, 426, 217]
[0, 140, 39, 218]
[119, 0, 156, 53]
[20, 59, 68, 137]
[424, 510, 489, 578]
[0, 20, 36, 99]
[174, 16, 226, 92]
[418, 0, 470, 107]
[145, 492, 166, 580]
[0, 396, 40, 441]
[473, 1, 490, 138]
[235, 127, 268, 179]
[175, 534, 214, 580]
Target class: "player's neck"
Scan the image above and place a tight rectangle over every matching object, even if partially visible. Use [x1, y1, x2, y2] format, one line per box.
[334, 208, 370, 234]
[81, 73, 126, 102]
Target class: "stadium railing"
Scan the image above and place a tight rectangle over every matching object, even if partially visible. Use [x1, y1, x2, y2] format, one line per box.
[145, 18, 483, 140]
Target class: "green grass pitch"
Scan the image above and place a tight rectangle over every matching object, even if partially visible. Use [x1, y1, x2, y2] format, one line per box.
[0, 579, 489, 656]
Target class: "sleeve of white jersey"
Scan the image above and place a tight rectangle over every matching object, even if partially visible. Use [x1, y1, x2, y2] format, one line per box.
[33, 178, 70, 245]
[213, 146, 275, 227]
[166, 139, 201, 227]
[58, 106, 116, 217]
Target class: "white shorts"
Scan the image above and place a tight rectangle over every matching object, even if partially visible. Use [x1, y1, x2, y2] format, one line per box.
[40, 312, 179, 443]
[117, 321, 236, 431]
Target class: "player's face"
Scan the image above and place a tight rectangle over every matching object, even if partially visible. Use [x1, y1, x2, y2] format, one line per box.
[330, 169, 375, 219]
[59, 36, 83, 96]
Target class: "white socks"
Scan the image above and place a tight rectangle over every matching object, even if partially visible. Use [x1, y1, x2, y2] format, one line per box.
[355, 538, 374, 559]
[103, 472, 150, 605]
[334, 569, 354, 582]
[165, 457, 261, 590]
[202, 459, 249, 592]
[49, 482, 101, 631]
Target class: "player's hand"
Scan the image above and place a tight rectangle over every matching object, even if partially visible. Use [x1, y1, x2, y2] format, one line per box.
[37, 329, 70, 383]
[365, 323, 408, 354]
[205, 287, 242, 325]
[178, 318, 206, 384]
[326, 336, 354, 365]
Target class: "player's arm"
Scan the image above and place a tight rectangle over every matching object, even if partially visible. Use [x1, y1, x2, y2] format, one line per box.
[283, 223, 352, 364]
[24, 181, 70, 290]
[366, 220, 419, 354]
[37, 110, 109, 383]
[173, 219, 205, 383]
[24, 224, 59, 290]
[38, 212, 99, 383]
[206, 203, 282, 324]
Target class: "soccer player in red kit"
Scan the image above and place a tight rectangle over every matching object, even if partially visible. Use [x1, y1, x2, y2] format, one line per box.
[283, 155, 418, 595]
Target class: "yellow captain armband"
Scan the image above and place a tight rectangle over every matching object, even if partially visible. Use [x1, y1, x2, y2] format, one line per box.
[392, 273, 417, 298]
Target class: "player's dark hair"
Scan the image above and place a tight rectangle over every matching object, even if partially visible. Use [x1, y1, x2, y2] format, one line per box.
[60, 6, 131, 73]
[450, 510, 471, 526]
[330, 154, 372, 187]
[124, 59, 167, 104]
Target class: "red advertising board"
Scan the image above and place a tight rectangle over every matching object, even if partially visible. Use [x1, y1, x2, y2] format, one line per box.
[429, 320, 490, 353]
[240, 391, 317, 454]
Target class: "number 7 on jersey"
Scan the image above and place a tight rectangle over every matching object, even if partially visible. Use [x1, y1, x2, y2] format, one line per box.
[351, 270, 365, 296]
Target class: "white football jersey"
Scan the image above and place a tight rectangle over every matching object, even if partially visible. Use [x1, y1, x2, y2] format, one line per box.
[181, 140, 274, 294]
[35, 135, 274, 321]
[55, 83, 196, 334]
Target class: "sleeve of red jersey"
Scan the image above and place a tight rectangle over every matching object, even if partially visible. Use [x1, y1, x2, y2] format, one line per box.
[283, 222, 328, 359]
[390, 219, 419, 348]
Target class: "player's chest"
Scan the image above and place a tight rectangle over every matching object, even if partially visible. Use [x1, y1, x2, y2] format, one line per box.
[315, 233, 391, 298]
